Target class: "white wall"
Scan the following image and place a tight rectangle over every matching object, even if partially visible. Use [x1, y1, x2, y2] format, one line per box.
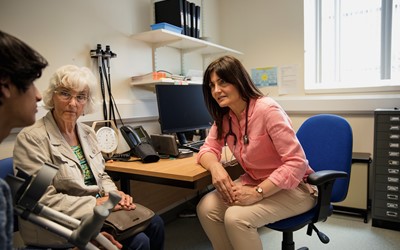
[217, 0, 399, 157]
[0, 0, 154, 158]
[0, 0, 225, 159]
[1, 0, 398, 160]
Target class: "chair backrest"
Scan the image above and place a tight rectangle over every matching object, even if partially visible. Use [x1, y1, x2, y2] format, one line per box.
[0, 157, 13, 179]
[296, 114, 353, 202]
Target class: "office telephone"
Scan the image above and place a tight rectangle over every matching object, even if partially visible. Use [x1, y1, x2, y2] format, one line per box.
[120, 125, 160, 163]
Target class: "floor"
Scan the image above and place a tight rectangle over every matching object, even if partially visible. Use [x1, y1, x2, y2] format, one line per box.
[13, 209, 400, 250]
[164, 212, 400, 250]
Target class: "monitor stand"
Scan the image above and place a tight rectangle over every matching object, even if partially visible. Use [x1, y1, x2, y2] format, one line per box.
[176, 132, 188, 145]
[177, 129, 207, 145]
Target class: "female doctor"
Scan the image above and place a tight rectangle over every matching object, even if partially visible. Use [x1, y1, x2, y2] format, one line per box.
[196, 55, 317, 250]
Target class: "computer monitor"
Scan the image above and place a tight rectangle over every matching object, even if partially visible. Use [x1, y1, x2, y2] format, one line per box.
[155, 84, 213, 144]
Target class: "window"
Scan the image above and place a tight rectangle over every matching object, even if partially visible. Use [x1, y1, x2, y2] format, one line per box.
[304, 0, 400, 93]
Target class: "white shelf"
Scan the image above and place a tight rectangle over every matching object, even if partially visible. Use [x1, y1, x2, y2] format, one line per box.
[131, 77, 201, 86]
[131, 29, 242, 87]
[132, 29, 243, 55]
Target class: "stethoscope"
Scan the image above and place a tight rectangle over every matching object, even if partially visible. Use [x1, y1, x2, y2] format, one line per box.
[224, 103, 249, 146]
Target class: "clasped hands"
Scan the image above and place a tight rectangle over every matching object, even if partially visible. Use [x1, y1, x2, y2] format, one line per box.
[211, 165, 262, 206]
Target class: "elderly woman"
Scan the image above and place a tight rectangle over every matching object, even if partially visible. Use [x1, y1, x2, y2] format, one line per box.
[13, 65, 164, 249]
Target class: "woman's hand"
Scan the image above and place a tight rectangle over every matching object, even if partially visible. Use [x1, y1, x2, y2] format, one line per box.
[96, 191, 136, 211]
[72, 231, 123, 250]
[210, 163, 236, 204]
[114, 191, 136, 211]
[231, 185, 263, 206]
[98, 231, 123, 249]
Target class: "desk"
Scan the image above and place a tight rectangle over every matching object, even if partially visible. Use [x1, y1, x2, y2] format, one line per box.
[105, 154, 242, 194]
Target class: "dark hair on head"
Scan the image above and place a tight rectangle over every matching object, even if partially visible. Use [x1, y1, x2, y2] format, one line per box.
[202, 55, 263, 139]
[0, 30, 48, 103]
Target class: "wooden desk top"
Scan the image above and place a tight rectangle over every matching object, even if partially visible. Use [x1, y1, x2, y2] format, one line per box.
[105, 154, 210, 182]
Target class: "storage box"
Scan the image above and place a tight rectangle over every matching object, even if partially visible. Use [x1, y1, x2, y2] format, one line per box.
[151, 22, 183, 34]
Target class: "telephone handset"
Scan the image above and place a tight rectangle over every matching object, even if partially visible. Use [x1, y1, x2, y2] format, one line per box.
[120, 125, 160, 163]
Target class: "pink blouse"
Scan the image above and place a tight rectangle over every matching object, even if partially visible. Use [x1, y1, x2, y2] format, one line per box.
[197, 97, 314, 189]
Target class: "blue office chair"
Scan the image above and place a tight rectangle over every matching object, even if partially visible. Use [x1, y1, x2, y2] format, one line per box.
[266, 114, 353, 250]
[0, 157, 13, 179]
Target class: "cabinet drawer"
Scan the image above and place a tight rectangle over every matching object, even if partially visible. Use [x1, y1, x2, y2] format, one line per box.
[375, 140, 400, 149]
[374, 182, 399, 192]
[374, 157, 400, 167]
[373, 207, 400, 221]
[375, 191, 399, 201]
[375, 175, 400, 183]
[375, 123, 400, 132]
[376, 114, 400, 124]
[375, 149, 400, 158]
[376, 166, 400, 175]
[374, 199, 400, 210]
[375, 131, 400, 141]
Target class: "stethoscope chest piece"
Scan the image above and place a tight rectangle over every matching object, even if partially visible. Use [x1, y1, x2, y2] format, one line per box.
[243, 135, 249, 145]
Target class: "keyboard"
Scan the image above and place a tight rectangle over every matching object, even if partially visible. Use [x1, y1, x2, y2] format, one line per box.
[183, 140, 205, 152]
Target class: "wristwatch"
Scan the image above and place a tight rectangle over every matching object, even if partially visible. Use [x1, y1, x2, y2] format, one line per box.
[255, 186, 263, 196]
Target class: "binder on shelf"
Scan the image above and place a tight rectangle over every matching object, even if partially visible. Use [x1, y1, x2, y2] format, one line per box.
[183, 0, 190, 36]
[189, 2, 196, 37]
[195, 5, 201, 38]
[154, 0, 185, 35]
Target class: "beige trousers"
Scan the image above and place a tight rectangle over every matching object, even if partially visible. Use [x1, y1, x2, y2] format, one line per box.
[196, 181, 317, 250]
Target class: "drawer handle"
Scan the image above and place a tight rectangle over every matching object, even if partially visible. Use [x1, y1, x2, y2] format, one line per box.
[389, 151, 400, 157]
[388, 169, 399, 174]
[390, 125, 400, 131]
[388, 177, 400, 183]
[388, 160, 399, 165]
[390, 134, 400, 139]
[387, 203, 399, 209]
[387, 185, 399, 191]
[386, 211, 398, 217]
[390, 116, 400, 121]
[389, 143, 400, 148]
[387, 194, 399, 200]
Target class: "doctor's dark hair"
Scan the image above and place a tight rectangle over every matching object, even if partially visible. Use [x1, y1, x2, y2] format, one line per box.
[202, 55, 263, 139]
[0, 30, 48, 105]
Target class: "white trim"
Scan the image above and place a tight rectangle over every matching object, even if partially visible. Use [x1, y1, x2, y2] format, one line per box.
[273, 94, 400, 114]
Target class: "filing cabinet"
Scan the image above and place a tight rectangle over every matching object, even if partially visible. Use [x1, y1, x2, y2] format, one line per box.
[372, 109, 400, 231]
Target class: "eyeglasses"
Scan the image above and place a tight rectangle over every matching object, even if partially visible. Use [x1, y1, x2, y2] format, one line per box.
[54, 90, 88, 104]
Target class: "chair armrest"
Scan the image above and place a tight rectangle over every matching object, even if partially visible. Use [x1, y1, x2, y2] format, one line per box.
[307, 170, 348, 186]
[307, 170, 348, 223]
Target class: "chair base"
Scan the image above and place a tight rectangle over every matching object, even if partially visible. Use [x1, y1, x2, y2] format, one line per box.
[281, 232, 309, 250]
[282, 232, 295, 250]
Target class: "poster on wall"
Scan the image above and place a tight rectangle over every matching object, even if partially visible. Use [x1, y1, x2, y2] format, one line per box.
[278, 64, 299, 95]
[251, 67, 278, 87]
